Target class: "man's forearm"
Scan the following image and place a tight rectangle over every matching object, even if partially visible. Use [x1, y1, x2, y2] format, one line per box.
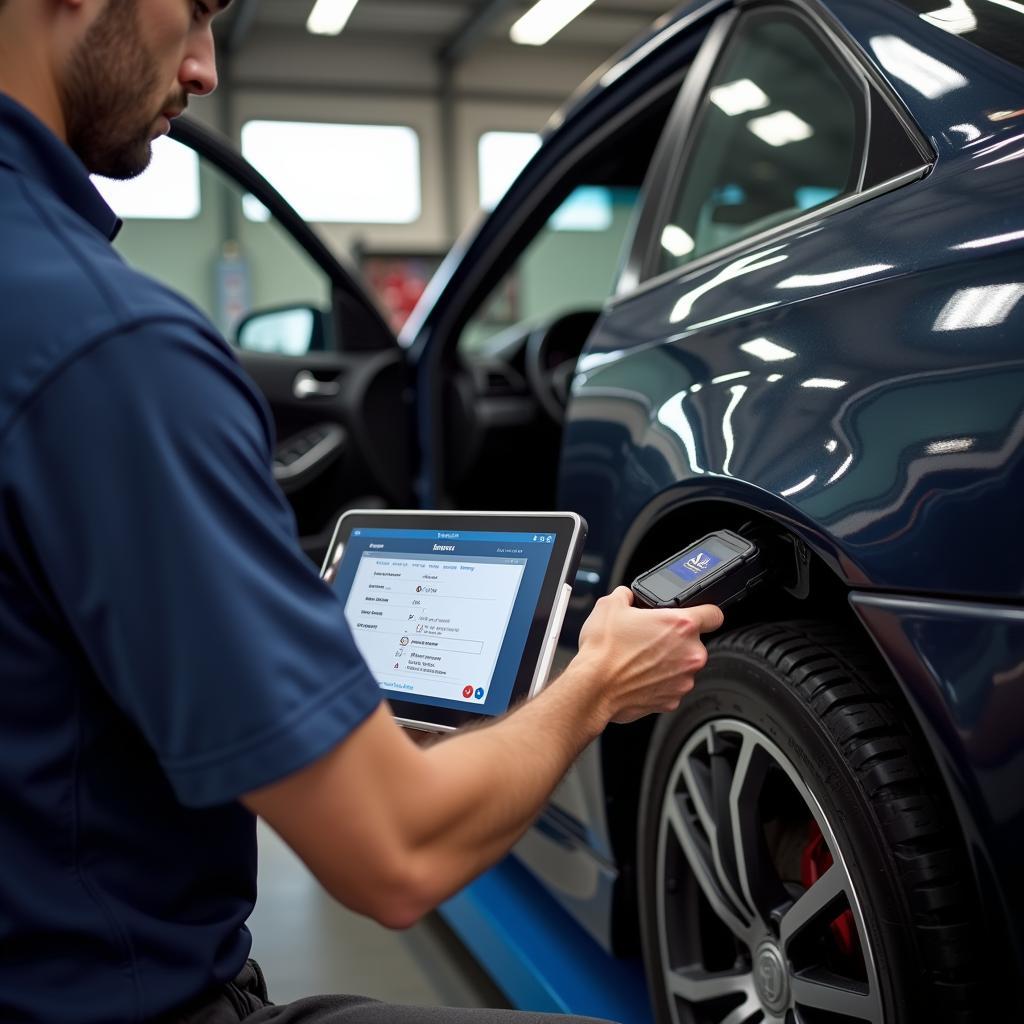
[405, 657, 608, 899]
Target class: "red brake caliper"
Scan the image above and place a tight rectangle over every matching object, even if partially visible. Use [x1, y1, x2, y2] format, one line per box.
[800, 821, 857, 957]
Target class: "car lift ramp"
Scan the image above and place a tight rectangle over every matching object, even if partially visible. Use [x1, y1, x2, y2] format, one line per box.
[440, 855, 653, 1024]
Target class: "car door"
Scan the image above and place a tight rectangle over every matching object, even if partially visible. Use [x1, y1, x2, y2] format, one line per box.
[105, 118, 414, 565]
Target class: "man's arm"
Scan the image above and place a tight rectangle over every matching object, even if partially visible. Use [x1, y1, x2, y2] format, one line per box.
[243, 588, 722, 928]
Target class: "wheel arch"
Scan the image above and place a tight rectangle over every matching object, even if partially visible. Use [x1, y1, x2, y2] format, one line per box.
[596, 486, 904, 955]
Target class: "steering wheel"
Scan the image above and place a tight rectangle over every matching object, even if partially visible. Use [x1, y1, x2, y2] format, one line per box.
[524, 310, 602, 422]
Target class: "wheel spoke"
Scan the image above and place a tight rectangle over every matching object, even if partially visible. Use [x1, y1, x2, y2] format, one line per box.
[666, 964, 752, 1003]
[728, 734, 786, 926]
[779, 863, 845, 949]
[678, 737, 754, 929]
[666, 792, 750, 942]
[720, 998, 763, 1024]
[792, 971, 882, 1022]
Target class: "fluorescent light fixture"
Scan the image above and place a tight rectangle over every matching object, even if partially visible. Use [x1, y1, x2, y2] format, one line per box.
[952, 229, 1024, 250]
[781, 474, 817, 497]
[766, 373, 784, 382]
[920, 1, 977, 35]
[825, 439, 838, 453]
[933, 283, 1024, 331]
[307, 0, 359, 36]
[739, 337, 796, 362]
[709, 78, 770, 116]
[711, 371, 751, 384]
[801, 378, 847, 389]
[870, 35, 967, 98]
[989, 0, 1024, 14]
[778, 264, 893, 289]
[661, 225, 696, 258]
[927, 437, 975, 454]
[747, 110, 814, 147]
[511, 0, 597, 46]
[689, 382, 703, 392]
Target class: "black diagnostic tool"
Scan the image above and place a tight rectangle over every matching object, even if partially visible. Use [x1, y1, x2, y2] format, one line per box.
[631, 530, 766, 609]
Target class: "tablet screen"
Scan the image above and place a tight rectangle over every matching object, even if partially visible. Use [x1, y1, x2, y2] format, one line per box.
[326, 518, 577, 722]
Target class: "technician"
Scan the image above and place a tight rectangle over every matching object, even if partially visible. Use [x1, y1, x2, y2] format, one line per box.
[0, 2, 723, 1022]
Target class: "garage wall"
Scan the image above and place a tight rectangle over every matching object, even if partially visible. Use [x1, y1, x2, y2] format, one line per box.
[110, 28, 631, 334]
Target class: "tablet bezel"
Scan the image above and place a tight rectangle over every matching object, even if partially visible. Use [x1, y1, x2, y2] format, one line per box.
[321, 510, 586, 731]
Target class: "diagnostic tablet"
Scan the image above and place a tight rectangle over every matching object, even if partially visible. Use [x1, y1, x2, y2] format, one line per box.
[321, 510, 586, 732]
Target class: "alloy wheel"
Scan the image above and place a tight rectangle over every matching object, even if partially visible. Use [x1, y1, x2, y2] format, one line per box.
[655, 719, 883, 1024]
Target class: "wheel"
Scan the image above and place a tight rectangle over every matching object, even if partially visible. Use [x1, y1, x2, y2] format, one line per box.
[637, 621, 983, 1024]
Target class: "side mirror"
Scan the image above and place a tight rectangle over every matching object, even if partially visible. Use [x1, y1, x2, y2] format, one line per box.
[235, 305, 330, 356]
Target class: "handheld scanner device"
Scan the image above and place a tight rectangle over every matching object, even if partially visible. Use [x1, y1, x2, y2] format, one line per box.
[631, 530, 766, 610]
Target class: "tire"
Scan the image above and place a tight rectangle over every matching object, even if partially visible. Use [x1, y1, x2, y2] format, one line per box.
[637, 621, 984, 1024]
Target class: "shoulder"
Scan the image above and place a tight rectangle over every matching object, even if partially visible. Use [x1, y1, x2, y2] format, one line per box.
[0, 167, 247, 438]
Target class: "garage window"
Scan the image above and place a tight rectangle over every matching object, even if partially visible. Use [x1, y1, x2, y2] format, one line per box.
[91, 137, 200, 220]
[240, 120, 421, 224]
[479, 131, 542, 211]
[656, 11, 865, 275]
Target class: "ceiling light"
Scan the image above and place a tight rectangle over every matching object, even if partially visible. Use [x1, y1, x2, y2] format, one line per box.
[825, 439, 838, 453]
[661, 225, 695, 258]
[511, 0, 597, 46]
[709, 78, 770, 116]
[739, 337, 796, 362]
[307, 0, 359, 36]
[747, 110, 814, 147]
[711, 371, 751, 384]
[766, 373, 784, 382]
[801, 378, 847, 389]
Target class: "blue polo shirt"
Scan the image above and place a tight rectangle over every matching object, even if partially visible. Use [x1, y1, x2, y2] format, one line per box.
[0, 93, 382, 1023]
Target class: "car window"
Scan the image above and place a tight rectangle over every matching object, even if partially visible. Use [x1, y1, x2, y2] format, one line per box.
[656, 12, 864, 276]
[103, 141, 332, 353]
[459, 185, 640, 354]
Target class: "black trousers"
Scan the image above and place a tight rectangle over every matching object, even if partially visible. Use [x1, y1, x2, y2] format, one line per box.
[161, 961, 617, 1024]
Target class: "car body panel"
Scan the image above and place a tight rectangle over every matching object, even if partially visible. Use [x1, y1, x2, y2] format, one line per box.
[501, 0, 1024, 996]
[849, 593, 1024, 997]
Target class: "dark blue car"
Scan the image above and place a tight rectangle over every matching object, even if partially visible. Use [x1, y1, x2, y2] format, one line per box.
[139, 1, 1023, 1021]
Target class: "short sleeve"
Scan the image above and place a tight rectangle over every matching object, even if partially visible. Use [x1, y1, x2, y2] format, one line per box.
[5, 320, 381, 807]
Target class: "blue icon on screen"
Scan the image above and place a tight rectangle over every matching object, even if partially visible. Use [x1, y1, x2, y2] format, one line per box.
[474, 687, 484, 700]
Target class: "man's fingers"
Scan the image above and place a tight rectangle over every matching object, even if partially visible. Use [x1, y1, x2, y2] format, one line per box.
[606, 585, 635, 607]
[685, 603, 725, 634]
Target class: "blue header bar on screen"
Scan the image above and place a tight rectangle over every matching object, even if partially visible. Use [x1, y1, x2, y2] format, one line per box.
[350, 529, 556, 543]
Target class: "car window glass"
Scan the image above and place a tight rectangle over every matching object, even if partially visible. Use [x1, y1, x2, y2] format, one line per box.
[657, 13, 863, 276]
[105, 144, 332, 353]
[459, 185, 640, 355]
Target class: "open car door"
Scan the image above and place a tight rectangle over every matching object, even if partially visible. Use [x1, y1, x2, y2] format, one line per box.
[109, 117, 414, 564]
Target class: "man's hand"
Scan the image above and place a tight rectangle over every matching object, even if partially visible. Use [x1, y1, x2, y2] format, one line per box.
[573, 586, 723, 724]
[244, 587, 724, 928]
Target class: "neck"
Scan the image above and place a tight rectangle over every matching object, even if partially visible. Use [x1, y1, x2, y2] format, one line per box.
[0, 13, 68, 143]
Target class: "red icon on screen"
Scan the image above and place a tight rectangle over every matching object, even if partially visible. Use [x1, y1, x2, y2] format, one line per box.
[462, 685, 474, 699]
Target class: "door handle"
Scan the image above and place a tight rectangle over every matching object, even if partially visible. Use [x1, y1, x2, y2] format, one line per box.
[293, 370, 341, 399]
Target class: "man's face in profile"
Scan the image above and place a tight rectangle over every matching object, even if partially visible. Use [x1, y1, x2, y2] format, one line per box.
[62, 0, 217, 179]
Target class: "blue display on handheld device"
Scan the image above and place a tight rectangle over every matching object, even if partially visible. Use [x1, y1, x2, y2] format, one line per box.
[668, 548, 723, 583]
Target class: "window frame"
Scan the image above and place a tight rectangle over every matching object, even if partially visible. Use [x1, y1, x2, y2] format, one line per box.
[620, 0, 934, 301]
